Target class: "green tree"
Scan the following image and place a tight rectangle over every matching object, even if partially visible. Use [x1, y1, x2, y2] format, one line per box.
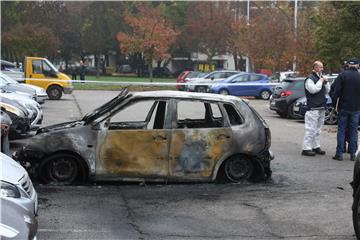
[315, 2, 360, 72]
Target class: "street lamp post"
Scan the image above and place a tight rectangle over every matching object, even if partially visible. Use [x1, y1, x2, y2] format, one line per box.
[293, 0, 298, 71]
[246, 0, 251, 72]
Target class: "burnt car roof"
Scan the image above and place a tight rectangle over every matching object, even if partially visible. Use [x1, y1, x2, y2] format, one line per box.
[131, 90, 244, 103]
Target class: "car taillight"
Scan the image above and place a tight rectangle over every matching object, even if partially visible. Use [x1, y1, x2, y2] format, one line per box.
[280, 90, 293, 97]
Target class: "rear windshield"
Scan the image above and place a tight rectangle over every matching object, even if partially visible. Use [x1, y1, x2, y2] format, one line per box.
[280, 80, 304, 90]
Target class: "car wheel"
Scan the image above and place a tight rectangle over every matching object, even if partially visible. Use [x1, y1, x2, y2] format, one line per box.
[325, 106, 338, 125]
[276, 110, 287, 118]
[260, 90, 271, 100]
[219, 89, 229, 95]
[224, 155, 254, 183]
[195, 86, 207, 93]
[287, 103, 297, 119]
[40, 153, 81, 184]
[47, 85, 63, 100]
[353, 186, 360, 239]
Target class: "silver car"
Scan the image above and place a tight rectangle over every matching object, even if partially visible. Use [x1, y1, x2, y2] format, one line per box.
[0, 152, 38, 215]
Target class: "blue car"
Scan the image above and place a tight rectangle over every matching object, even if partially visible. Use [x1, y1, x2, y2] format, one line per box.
[210, 73, 273, 99]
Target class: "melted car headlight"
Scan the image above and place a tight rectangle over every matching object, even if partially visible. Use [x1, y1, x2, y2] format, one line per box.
[0, 181, 21, 198]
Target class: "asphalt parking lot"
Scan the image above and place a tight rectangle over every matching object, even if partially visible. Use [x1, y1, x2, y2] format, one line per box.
[23, 90, 357, 239]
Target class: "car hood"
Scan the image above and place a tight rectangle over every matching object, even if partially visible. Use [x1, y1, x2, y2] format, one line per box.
[20, 84, 47, 96]
[0, 153, 26, 183]
[6, 83, 36, 95]
[81, 88, 131, 125]
[36, 120, 84, 134]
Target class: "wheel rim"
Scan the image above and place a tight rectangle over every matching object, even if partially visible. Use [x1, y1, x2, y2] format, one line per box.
[261, 91, 270, 100]
[220, 89, 228, 95]
[48, 156, 78, 183]
[325, 107, 338, 125]
[225, 156, 253, 182]
[50, 88, 60, 99]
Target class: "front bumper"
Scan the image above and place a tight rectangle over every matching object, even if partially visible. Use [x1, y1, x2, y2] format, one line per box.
[63, 86, 74, 94]
[36, 95, 47, 104]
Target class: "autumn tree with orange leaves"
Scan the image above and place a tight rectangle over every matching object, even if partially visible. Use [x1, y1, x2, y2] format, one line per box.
[117, 4, 178, 80]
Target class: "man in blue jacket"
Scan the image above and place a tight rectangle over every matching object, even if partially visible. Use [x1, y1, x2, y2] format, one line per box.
[331, 58, 360, 161]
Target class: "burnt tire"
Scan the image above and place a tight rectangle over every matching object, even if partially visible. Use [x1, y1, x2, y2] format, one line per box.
[47, 85, 63, 100]
[40, 153, 84, 185]
[353, 186, 360, 239]
[224, 155, 254, 183]
[260, 90, 271, 100]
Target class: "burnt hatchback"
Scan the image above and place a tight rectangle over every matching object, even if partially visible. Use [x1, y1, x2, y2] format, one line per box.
[15, 89, 274, 184]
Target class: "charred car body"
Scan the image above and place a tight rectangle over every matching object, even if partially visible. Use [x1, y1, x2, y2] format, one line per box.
[15, 89, 274, 184]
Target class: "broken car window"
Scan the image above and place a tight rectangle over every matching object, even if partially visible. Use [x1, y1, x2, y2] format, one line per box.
[224, 104, 243, 125]
[176, 100, 223, 129]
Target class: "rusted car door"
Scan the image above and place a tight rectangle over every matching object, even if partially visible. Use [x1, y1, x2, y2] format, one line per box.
[168, 99, 233, 179]
[96, 100, 170, 179]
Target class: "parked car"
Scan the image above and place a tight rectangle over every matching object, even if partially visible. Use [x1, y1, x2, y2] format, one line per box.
[293, 95, 338, 125]
[0, 72, 47, 104]
[146, 67, 172, 78]
[15, 89, 274, 184]
[0, 197, 38, 240]
[118, 64, 133, 73]
[270, 71, 298, 82]
[352, 152, 360, 239]
[0, 152, 38, 215]
[0, 110, 12, 156]
[176, 71, 203, 91]
[210, 73, 273, 100]
[0, 73, 38, 101]
[269, 78, 305, 118]
[0, 91, 43, 130]
[186, 70, 241, 92]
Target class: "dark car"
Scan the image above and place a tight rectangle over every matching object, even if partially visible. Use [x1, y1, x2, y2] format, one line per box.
[269, 78, 305, 118]
[0, 97, 31, 139]
[15, 89, 274, 184]
[293, 95, 338, 125]
[210, 73, 273, 100]
[352, 152, 360, 239]
[144, 67, 172, 78]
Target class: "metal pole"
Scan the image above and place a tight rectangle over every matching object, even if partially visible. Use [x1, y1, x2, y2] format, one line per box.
[246, 0, 250, 72]
[293, 0, 298, 71]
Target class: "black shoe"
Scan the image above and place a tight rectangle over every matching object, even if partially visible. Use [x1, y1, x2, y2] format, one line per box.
[313, 148, 326, 155]
[332, 155, 343, 161]
[302, 150, 316, 156]
[351, 155, 355, 161]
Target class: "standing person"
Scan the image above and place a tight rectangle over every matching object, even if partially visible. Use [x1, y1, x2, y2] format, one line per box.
[79, 60, 86, 83]
[71, 65, 77, 80]
[331, 58, 360, 161]
[301, 61, 331, 156]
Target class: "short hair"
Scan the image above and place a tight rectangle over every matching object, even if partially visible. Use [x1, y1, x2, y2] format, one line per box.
[313, 61, 323, 69]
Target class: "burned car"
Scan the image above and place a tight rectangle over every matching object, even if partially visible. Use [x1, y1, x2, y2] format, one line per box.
[15, 89, 274, 184]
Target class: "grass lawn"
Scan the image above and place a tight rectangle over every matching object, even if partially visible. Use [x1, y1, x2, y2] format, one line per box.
[73, 75, 177, 91]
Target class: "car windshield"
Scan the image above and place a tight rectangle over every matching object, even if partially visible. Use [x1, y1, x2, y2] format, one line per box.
[187, 71, 202, 78]
[44, 59, 59, 73]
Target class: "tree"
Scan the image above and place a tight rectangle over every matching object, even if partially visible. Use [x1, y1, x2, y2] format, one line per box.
[80, 2, 125, 78]
[183, 2, 233, 64]
[117, 3, 178, 81]
[315, 2, 360, 73]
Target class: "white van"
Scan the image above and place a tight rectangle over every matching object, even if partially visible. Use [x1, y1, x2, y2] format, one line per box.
[0, 152, 38, 215]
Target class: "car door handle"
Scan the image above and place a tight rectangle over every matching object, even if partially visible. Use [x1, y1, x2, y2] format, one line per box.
[153, 135, 167, 142]
[216, 134, 231, 140]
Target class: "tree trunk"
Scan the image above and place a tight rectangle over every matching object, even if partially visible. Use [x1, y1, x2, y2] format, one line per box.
[149, 61, 153, 82]
[233, 52, 238, 70]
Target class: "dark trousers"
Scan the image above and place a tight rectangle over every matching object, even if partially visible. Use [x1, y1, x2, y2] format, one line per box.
[80, 74, 85, 82]
[336, 110, 360, 157]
